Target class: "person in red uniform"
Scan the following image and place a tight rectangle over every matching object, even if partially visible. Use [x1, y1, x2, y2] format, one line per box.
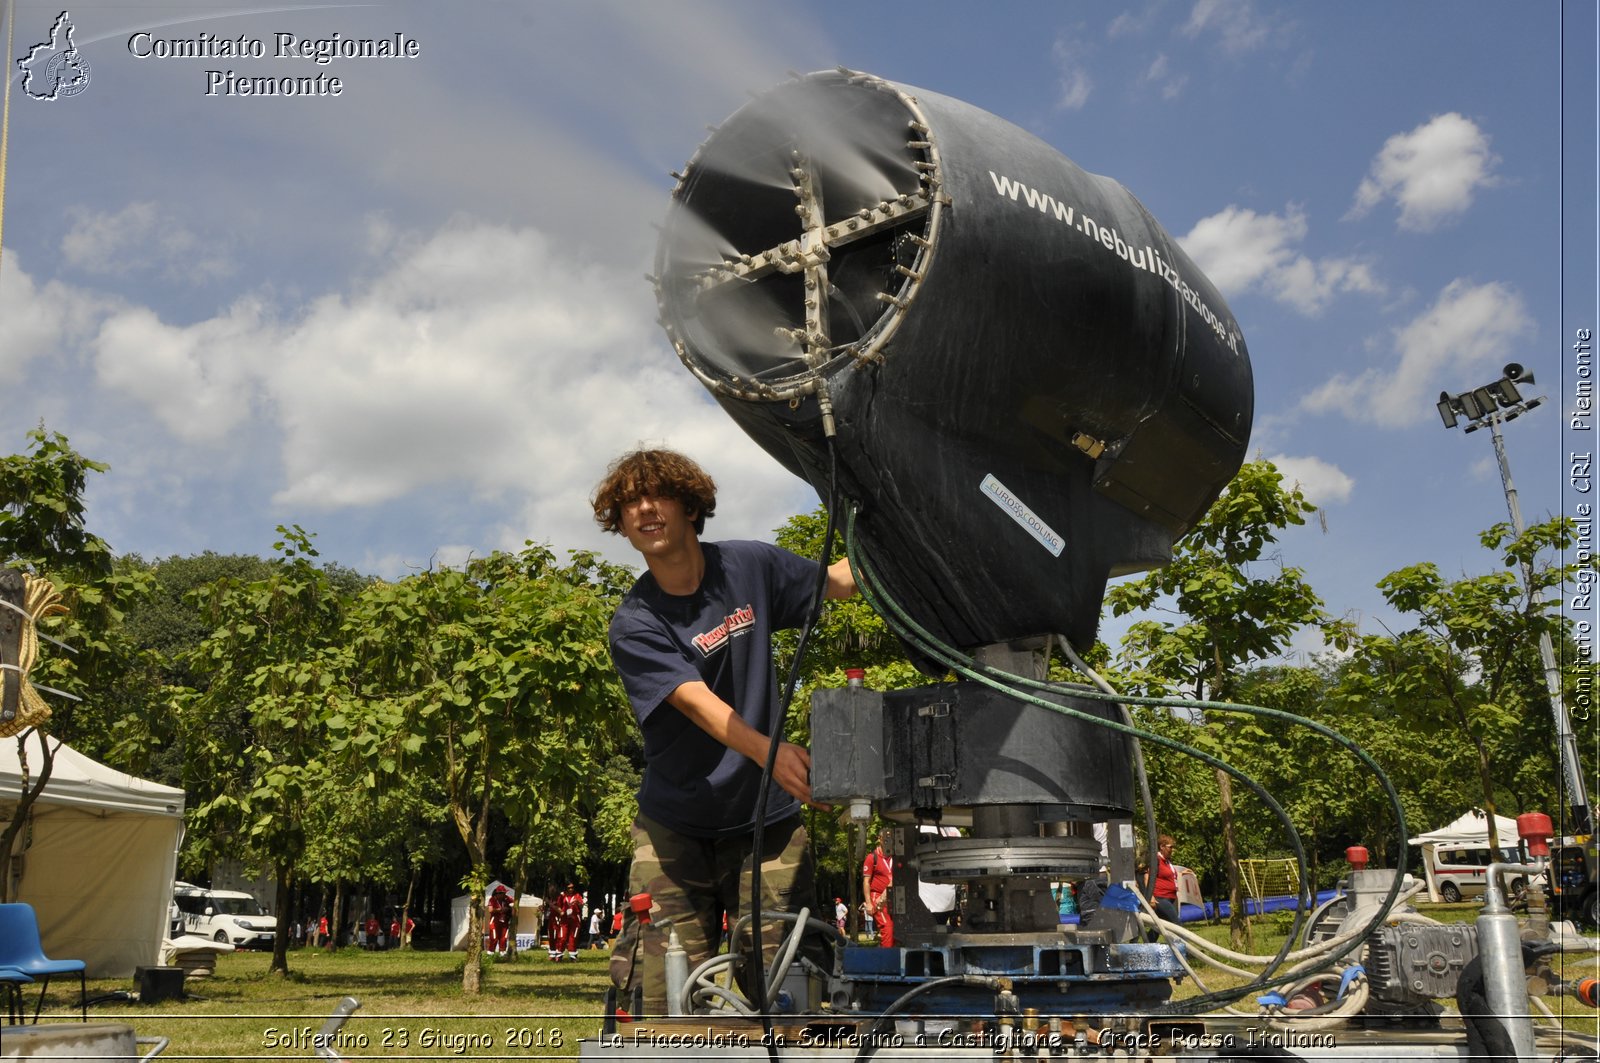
[862, 828, 895, 948]
[487, 885, 513, 956]
[1153, 834, 1180, 924]
[553, 883, 584, 960]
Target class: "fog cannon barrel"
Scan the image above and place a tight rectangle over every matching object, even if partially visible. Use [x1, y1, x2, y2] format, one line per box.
[655, 69, 1253, 652]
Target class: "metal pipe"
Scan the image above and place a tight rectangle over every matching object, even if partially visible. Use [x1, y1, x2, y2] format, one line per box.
[1477, 858, 1545, 1061]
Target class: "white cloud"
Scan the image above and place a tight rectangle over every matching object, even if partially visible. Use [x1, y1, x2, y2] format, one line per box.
[1183, 0, 1274, 53]
[1052, 31, 1094, 111]
[0, 248, 111, 375]
[1301, 279, 1532, 427]
[61, 202, 235, 285]
[1107, 7, 1157, 39]
[1179, 205, 1383, 315]
[1265, 453, 1354, 506]
[1347, 113, 1500, 231]
[1285, 623, 1351, 666]
[93, 300, 270, 443]
[90, 217, 815, 570]
[262, 221, 668, 511]
[1145, 53, 1189, 99]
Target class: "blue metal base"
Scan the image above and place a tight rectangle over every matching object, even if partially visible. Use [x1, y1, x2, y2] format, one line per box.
[841, 933, 1183, 1013]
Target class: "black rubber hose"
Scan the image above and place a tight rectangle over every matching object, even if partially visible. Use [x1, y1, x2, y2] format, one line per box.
[747, 439, 842, 1057]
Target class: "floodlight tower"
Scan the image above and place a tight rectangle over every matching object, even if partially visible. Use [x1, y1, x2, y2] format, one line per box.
[1438, 363, 1592, 836]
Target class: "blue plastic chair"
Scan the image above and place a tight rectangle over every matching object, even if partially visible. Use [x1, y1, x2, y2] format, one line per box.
[0, 904, 86, 1022]
[0, 965, 35, 1024]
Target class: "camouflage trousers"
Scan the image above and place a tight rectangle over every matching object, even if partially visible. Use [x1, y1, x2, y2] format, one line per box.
[609, 812, 818, 1016]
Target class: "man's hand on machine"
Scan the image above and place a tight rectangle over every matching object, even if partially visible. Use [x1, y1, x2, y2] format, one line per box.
[773, 741, 814, 805]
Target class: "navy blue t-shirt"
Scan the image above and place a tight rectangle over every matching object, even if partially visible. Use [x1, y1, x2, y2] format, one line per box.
[609, 540, 820, 839]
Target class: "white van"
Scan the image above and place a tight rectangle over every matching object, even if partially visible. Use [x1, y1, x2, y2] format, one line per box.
[1423, 843, 1526, 903]
[173, 881, 277, 948]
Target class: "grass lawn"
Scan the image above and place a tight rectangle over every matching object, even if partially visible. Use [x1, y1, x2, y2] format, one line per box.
[41, 945, 617, 1060]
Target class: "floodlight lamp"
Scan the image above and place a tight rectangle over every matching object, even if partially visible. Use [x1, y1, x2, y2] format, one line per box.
[1494, 377, 1524, 406]
[1455, 390, 1484, 420]
[1437, 392, 1460, 429]
[1471, 386, 1498, 416]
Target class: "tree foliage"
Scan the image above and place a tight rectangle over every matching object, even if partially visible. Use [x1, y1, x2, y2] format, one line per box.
[173, 526, 353, 975]
[1338, 517, 1592, 851]
[334, 546, 633, 992]
[0, 429, 150, 751]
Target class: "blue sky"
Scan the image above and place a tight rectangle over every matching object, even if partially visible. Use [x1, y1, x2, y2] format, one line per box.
[1, 0, 1595, 666]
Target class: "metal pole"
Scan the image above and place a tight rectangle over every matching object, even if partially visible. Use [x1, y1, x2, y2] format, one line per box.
[1487, 414, 1592, 835]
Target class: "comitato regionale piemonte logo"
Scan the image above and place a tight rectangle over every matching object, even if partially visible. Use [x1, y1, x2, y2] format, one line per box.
[17, 11, 92, 100]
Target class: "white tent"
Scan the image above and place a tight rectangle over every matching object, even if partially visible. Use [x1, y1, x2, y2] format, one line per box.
[1409, 809, 1520, 847]
[1, 731, 186, 977]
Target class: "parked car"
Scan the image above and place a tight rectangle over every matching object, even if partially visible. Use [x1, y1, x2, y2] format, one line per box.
[173, 881, 277, 948]
[1423, 843, 1526, 903]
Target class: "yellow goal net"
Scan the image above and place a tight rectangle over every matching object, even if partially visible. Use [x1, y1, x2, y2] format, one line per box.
[1238, 857, 1300, 901]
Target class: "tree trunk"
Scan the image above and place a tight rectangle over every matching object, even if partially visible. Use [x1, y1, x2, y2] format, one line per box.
[451, 792, 491, 993]
[1217, 768, 1252, 950]
[401, 865, 419, 949]
[847, 822, 865, 937]
[270, 863, 292, 975]
[0, 732, 55, 904]
[1473, 740, 1502, 854]
[508, 852, 532, 962]
[330, 881, 345, 949]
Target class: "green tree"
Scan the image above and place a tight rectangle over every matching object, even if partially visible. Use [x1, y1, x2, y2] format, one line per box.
[0, 429, 147, 899]
[110, 552, 277, 785]
[174, 526, 354, 976]
[1225, 663, 1447, 884]
[1106, 460, 1335, 946]
[0, 429, 149, 742]
[1343, 517, 1591, 853]
[336, 546, 631, 992]
[1316, 651, 1483, 867]
[0, 428, 112, 579]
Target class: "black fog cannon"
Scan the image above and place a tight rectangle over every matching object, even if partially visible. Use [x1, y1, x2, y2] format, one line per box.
[653, 70, 1251, 1011]
[654, 68, 1253, 655]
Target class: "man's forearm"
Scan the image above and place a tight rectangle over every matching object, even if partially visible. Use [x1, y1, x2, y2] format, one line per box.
[667, 680, 813, 803]
[667, 681, 769, 762]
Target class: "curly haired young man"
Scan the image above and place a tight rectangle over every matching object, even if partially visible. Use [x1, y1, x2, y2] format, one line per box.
[592, 448, 854, 1014]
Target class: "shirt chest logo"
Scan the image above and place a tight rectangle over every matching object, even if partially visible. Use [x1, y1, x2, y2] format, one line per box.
[691, 604, 756, 657]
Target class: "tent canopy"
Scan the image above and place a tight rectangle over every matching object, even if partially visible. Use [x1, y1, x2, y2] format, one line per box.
[1, 731, 185, 978]
[449, 881, 542, 950]
[1409, 809, 1520, 847]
